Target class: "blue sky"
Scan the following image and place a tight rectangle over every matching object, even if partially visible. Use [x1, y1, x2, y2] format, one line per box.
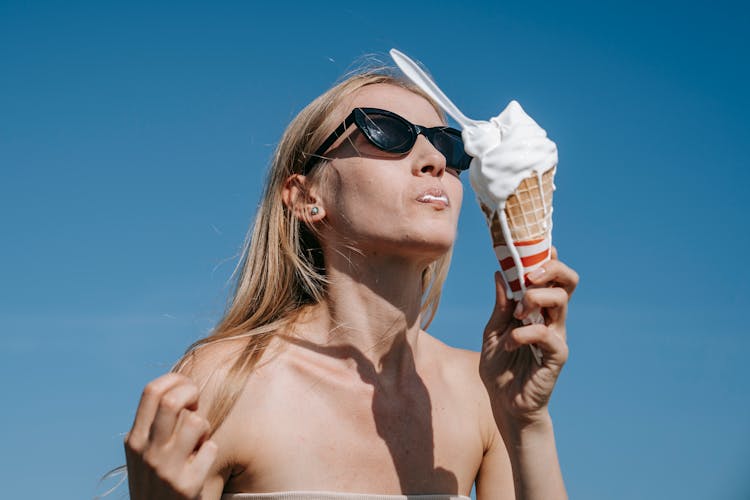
[1, 1, 748, 498]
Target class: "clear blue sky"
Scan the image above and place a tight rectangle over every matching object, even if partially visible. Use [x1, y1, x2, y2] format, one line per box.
[1, 1, 748, 498]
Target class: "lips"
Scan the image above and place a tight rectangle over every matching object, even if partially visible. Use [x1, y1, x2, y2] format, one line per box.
[416, 187, 450, 208]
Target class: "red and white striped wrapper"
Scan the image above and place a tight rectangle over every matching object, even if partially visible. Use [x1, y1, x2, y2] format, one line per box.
[493, 234, 551, 301]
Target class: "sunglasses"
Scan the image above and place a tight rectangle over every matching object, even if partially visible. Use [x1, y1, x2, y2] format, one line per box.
[302, 107, 472, 175]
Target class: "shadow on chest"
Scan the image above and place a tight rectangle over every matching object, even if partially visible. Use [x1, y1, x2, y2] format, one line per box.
[250, 339, 461, 493]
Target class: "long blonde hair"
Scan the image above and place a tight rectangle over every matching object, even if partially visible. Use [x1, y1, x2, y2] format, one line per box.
[175, 69, 454, 433]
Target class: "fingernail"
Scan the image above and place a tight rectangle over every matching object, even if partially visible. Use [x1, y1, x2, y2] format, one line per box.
[529, 267, 546, 281]
[514, 301, 524, 318]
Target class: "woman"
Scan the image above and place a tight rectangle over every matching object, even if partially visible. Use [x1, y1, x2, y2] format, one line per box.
[124, 69, 578, 499]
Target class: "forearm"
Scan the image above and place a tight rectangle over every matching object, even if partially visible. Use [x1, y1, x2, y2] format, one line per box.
[496, 410, 567, 500]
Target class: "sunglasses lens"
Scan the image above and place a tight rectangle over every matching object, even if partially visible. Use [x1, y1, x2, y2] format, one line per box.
[360, 112, 414, 153]
[355, 109, 471, 171]
[432, 129, 470, 171]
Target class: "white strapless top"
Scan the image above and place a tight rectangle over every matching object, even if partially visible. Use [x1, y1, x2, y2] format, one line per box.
[221, 492, 470, 500]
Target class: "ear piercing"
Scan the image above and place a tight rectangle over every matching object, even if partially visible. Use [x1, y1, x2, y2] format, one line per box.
[310, 206, 320, 216]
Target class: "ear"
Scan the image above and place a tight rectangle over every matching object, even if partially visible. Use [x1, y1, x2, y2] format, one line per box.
[282, 174, 326, 223]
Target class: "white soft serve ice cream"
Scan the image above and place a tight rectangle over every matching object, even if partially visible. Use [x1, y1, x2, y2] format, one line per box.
[463, 100, 557, 211]
[463, 100, 558, 301]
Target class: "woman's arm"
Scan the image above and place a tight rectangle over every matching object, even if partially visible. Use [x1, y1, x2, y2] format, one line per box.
[478, 250, 578, 500]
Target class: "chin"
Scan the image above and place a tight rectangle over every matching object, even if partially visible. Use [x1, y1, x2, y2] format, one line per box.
[347, 221, 458, 261]
[398, 233, 456, 260]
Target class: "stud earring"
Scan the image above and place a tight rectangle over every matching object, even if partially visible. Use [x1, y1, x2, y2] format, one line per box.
[310, 206, 320, 216]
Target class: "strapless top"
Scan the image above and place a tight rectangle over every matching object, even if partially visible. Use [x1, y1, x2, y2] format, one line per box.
[221, 492, 471, 500]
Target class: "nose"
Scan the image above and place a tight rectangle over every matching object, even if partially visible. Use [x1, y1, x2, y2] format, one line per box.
[412, 134, 446, 178]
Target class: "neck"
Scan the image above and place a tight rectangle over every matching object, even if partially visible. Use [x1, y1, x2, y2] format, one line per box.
[295, 247, 431, 378]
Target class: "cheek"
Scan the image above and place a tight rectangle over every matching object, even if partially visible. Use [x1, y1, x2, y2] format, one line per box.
[449, 178, 464, 215]
[325, 165, 405, 221]
[455, 181, 464, 207]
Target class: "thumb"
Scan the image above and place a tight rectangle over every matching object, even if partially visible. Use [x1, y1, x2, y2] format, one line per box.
[484, 271, 515, 339]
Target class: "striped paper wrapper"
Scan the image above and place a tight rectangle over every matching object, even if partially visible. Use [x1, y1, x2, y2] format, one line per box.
[493, 236, 551, 300]
[480, 166, 555, 300]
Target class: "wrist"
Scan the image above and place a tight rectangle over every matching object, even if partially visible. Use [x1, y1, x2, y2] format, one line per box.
[493, 406, 554, 445]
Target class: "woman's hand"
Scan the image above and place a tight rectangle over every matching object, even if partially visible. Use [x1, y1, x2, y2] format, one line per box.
[479, 248, 579, 428]
[124, 373, 218, 500]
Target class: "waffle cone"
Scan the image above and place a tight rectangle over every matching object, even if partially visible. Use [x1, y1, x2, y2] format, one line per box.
[480, 166, 556, 245]
[479, 166, 556, 298]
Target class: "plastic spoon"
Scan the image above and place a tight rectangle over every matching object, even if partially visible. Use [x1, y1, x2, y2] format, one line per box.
[389, 49, 479, 129]
[390, 48, 544, 366]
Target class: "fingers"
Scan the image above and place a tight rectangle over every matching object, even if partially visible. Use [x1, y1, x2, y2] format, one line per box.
[527, 258, 579, 297]
[166, 439, 219, 498]
[504, 323, 569, 365]
[173, 409, 212, 457]
[484, 271, 515, 340]
[150, 382, 200, 445]
[514, 287, 569, 326]
[128, 373, 189, 451]
[124, 373, 218, 500]
[493, 271, 511, 314]
[186, 439, 219, 485]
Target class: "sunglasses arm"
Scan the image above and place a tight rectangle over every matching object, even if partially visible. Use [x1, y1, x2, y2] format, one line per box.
[303, 112, 357, 174]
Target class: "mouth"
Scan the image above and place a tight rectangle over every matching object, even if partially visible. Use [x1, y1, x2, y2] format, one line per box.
[416, 188, 450, 209]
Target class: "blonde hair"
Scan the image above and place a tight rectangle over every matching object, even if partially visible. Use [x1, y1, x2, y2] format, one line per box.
[174, 69, 454, 433]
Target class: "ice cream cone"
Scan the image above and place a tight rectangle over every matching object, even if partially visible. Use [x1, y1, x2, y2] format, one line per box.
[480, 166, 556, 299]
[388, 49, 556, 365]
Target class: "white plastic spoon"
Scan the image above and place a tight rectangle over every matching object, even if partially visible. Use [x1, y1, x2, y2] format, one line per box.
[389, 49, 479, 129]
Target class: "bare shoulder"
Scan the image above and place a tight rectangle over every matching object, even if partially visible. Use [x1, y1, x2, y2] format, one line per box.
[421, 333, 512, 495]
[428, 338, 488, 420]
[420, 331, 483, 386]
[420, 332, 498, 449]
[176, 334, 285, 426]
[176, 338, 247, 397]
[174, 337, 261, 476]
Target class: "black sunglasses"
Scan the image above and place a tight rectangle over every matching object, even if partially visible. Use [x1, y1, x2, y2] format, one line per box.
[302, 107, 472, 175]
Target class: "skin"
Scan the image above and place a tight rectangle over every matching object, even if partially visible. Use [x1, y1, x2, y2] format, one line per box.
[124, 84, 579, 499]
